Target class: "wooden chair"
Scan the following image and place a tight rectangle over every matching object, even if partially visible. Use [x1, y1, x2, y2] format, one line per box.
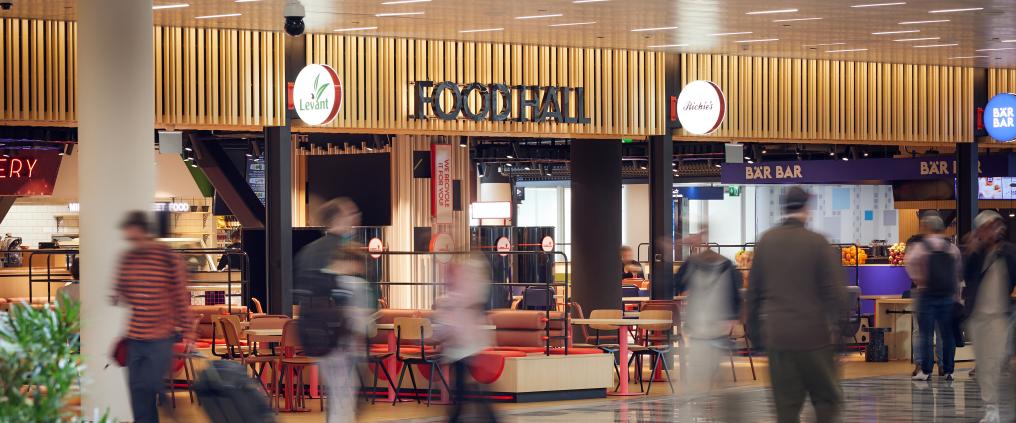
[274, 320, 321, 411]
[165, 314, 203, 408]
[210, 314, 246, 358]
[393, 317, 450, 407]
[246, 315, 290, 393]
[629, 310, 675, 395]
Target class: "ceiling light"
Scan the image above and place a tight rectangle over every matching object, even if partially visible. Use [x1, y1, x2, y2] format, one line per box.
[773, 17, 823, 22]
[381, 0, 431, 4]
[1002, 40, 1016, 43]
[375, 11, 424, 17]
[899, 19, 949, 25]
[1010, 212, 1015, 218]
[893, 37, 940, 42]
[515, 14, 563, 20]
[648, 44, 689, 48]
[153, 3, 189, 9]
[735, 38, 779, 43]
[747, 160, 754, 164]
[714, 164, 721, 168]
[914, 43, 958, 48]
[334, 26, 378, 32]
[826, 48, 868, 53]
[640, 165, 647, 170]
[863, 152, 870, 157]
[709, 31, 753, 37]
[872, 30, 920, 35]
[573, 0, 608, 2]
[976, 47, 1016, 52]
[195, 13, 241, 19]
[524, 166, 531, 171]
[550, 21, 597, 27]
[234, 0, 259, 2]
[190, 164, 198, 168]
[851, 2, 906, 7]
[459, 28, 504, 33]
[803, 42, 846, 46]
[949, 55, 989, 59]
[842, 156, 849, 161]
[746, 9, 798, 15]
[632, 26, 678, 32]
[929, 7, 983, 13]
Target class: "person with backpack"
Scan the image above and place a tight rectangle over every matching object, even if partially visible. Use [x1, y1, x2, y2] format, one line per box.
[904, 214, 962, 381]
[963, 211, 1016, 423]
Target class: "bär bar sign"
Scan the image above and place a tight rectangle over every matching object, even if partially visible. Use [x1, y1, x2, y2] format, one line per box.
[984, 93, 1016, 142]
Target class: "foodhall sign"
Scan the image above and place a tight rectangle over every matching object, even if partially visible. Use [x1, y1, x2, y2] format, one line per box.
[0, 150, 62, 196]
[412, 81, 591, 124]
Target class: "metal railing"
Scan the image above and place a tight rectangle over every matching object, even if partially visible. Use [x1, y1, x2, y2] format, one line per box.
[366, 250, 572, 356]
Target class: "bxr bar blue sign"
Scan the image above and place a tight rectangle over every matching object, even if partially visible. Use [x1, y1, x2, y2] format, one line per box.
[984, 93, 1016, 142]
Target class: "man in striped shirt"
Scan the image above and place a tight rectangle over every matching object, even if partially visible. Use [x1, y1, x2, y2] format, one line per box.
[113, 211, 193, 423]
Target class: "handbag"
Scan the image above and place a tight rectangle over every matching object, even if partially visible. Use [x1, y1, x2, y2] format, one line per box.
[111, 337, 129, 367]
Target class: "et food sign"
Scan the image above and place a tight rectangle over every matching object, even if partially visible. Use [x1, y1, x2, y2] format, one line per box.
[984, 93, 1016, 142]
[293, 64, 342, 126]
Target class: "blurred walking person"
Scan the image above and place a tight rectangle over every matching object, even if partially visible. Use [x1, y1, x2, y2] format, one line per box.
[963, 211, 1016, 423]
[905, 214, 962, 381]
[746, 187, 847, 423]
[294, 198, 369, 423]
[673, 228, 743, 421]
[113, 211, 193, 423]
[434, 257, 499, 423]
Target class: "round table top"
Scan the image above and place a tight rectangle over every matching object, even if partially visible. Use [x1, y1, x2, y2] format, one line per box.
[375, 323, 497, 330]
[570, 318, 672, 326]
[245, 328, 283, 336]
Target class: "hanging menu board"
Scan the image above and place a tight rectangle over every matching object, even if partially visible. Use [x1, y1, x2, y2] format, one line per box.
[246, 157, 266, 205]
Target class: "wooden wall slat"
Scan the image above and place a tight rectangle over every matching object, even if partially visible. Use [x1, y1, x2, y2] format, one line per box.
[680, 53, 974, 144]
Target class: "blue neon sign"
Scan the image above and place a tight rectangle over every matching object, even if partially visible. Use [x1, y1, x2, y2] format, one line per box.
[984, 93, 1016, 142]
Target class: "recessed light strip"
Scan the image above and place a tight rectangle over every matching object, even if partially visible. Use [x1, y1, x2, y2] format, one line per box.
[381, 0, 431, 4]
[459, 28, 504, 33]
[929, 7, 983, 13]
[949, 55, 989, 59]
[709, 31, 752, 36]
[826, 48, 868, 53]
[631, 26, 678, 32]
[893, 37, 939, 42]
[899, 19, 949, 24]
[375, 11, 424, 17]
[153, 3, 189, 9]
[648, 44, 689, 48]
[851, 2, 905, 7]
[515, 14, 563, 20]
[772, 17, 823, 22]
[334, 26, 378, 32]
[872, 29, 919, 35]
[195, 13, 241, 19]
[976, 47, 1016, 52]
[913, 43, 958, 48]
[746, 8, 798, 15]
[573, 0, 608, 3]
[735, 38, 779, 43]
[550, 21, 597, 27]
[804, 42, 846, 46]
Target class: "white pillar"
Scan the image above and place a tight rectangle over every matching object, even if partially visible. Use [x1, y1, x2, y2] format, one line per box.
[77, 0, 154, 420]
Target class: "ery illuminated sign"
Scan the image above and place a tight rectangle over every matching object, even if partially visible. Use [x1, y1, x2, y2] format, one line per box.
[984, 93, 1016, 142]
[0, 150, 62, 196]
[412, 81, 591, 124]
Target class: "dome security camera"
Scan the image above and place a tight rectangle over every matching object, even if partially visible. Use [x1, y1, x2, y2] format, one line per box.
[0, 2, 13, 11]
[284, 0, 305, 37]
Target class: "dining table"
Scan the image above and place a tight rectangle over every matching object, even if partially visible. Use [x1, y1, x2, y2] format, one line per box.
[570, 317, 673, 396]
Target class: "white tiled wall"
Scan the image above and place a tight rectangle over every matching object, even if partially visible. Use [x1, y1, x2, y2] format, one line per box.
[0, 201, 77, 249]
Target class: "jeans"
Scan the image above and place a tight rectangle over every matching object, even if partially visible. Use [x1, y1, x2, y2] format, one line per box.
[913, 325, 944, 370]
[917, 296, 956, 375]
[126, 337, 175, 423]
[320, 348, 358, 423]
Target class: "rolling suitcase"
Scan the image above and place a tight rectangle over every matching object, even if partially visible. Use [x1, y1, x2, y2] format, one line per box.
[192, 360, 277, 423]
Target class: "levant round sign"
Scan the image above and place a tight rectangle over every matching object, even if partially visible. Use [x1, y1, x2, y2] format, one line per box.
[293, 64, 342, 126]
[676, 80, 726, 135]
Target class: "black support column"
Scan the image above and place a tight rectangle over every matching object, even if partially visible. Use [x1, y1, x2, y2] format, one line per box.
[571, 139, 622, 313]
[265, 126, 293, 315]
[956, 142, 978, 240]
[648, 135, 674, 300]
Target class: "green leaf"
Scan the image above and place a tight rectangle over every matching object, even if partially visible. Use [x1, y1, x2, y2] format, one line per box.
[315, 83, 330, 101]
[313, 74, 321, 92]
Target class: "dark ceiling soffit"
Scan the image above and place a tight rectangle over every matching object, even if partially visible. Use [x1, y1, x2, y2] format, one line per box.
[189, 133, 266, 229]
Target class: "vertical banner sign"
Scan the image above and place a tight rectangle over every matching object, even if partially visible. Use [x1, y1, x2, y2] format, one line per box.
[431, 144, 453, 223]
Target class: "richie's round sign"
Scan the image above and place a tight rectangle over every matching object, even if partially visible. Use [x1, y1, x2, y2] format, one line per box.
[293, 64, 342, 126]
[676, 80, 726, 135]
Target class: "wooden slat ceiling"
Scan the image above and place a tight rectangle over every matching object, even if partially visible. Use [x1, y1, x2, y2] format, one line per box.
[5, 0, 1016, 67]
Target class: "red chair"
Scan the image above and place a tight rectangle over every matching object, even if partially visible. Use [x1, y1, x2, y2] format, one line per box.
[274, 320, 321, 412]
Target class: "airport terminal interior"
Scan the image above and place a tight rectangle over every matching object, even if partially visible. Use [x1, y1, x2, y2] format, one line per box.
[3, 0, 1016, 422]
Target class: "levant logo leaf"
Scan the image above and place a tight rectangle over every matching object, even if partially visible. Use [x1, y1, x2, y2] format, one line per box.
[294, 64, 343, 126]
[984, 92, 1016, 142]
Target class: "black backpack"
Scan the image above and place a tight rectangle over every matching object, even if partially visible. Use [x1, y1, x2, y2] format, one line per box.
[296, 272, 358, 357]
[922, 240, 957, 297]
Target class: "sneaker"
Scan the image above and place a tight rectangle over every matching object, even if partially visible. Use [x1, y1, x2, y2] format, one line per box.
[944, 373, 954, 381]
[979, 405, 999, 423]
[912, 371, 931, 381]
[912, 364, 921, 377]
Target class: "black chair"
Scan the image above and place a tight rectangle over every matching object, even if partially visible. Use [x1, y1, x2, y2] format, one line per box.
[365, 324, 396, 404]
[393, 318, 451, 407]
[841, 286, 863, 356]
[628, 310, 675, 395]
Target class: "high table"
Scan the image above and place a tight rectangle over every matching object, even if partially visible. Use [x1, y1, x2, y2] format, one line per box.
[570, 318, 672, 396]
